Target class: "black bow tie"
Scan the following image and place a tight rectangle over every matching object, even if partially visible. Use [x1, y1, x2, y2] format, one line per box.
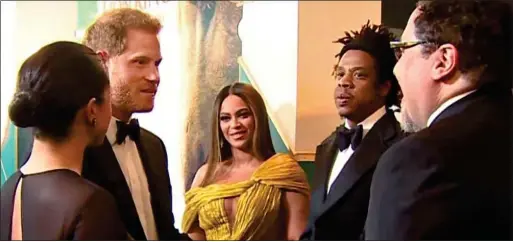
[115, 119, 140, 144]
[337, 125, 363, 151]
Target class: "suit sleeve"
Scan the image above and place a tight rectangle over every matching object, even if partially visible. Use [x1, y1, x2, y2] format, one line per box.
[364, 139, 459, 240]
[157, 137, 191, 241]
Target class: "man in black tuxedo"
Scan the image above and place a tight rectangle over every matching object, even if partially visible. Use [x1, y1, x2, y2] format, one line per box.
[301, 22, 404, 240]
[81, 8, 188, 240]
[365, 0, 513, 240]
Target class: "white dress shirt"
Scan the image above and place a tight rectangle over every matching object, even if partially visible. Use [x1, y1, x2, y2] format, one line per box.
[327, 106, 387, 194]
[106, 117, 158, 240]
[427, 90, 476, 127]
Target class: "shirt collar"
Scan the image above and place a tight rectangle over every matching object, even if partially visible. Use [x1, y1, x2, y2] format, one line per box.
[344, 105, 387, 137]
[427, 90, 476, 127]
[106, 116, 135, 145]
[106, 117, 119, 145]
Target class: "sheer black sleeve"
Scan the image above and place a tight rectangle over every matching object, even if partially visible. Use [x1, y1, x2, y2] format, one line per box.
[72, 189, 127, 240]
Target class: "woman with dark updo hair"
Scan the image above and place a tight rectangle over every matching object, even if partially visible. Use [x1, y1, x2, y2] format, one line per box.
[0, 41, 126, 240]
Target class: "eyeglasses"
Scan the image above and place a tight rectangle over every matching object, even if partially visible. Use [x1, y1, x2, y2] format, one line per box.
[390, 40, 432, 60]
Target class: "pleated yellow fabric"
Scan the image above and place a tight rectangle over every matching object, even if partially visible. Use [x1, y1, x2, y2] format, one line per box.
[182, 153, 310, 240]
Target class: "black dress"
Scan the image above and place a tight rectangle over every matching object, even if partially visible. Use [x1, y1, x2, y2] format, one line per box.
[0, 169, 127, 240]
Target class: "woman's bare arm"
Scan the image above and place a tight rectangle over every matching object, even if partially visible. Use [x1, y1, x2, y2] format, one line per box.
[186, 165, 209, 240]
[283, 191, 310, 240]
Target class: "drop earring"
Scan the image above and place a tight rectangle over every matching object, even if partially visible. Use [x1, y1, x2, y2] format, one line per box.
[91, 118, 97, 127]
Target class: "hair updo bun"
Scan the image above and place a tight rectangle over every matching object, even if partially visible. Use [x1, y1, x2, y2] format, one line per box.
[7, 41, 110, 140]
[8, 91, 37, 128]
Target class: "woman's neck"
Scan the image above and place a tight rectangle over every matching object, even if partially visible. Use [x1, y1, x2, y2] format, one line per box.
[230, 148, 260, 167]
[21, 137, 86, 175]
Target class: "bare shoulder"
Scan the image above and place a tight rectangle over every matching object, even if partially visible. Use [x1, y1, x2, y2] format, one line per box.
[190, 164, 209, 189]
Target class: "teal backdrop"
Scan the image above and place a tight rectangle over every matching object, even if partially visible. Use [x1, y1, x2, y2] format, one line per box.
[1, 124, 17, 185]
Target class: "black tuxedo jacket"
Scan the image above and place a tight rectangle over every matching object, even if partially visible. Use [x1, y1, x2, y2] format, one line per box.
[82, 127, 186, 240]
[365, 86, 513, 240]
[301, 111, 403, 240]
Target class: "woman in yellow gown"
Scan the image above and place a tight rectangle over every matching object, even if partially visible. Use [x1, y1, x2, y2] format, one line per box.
[182, 83, 310, 240]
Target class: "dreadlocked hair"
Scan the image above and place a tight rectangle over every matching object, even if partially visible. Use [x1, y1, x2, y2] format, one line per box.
[332, 20, 401, 108]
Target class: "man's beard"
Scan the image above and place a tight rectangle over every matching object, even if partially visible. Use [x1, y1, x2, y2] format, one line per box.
[399, 108, 424, 133]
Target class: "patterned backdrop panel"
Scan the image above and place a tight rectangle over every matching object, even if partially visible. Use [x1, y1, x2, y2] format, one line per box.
[178, 1, 242, 191]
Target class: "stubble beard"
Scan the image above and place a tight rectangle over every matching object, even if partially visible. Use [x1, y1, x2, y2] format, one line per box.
[399, 107, 424, 133]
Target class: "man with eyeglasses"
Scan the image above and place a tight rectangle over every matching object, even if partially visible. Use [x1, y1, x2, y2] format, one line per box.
[365, 0, 512, 240]
[300, 22, 403, 240]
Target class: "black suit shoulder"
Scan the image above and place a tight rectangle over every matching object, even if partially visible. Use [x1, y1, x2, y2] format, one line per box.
[367, 91, 512, 240]
[317, 129, 338, 148]
[140, 127, 163, 141]
[314, 127, 339, 169]
[379, 89, 511, 170]
[139, 127, 168, 165]
[378, 91, 511, 175]
[140, 127, 166, 149]
[377, 130, 440, 170]
[312, 129, 338, 186]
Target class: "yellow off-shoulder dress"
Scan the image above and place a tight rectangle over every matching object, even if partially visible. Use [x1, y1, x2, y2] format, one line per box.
[182, 153, 310, 240]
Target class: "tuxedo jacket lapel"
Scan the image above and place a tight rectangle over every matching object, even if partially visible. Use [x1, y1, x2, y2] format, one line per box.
[309, 132, 339, 223]
[319, 112, 399, 216]
[83, 138, 146, 240]
[134, 128, 179, 240]
[318, 139, 340, 201]
[134, 131, 161, 233]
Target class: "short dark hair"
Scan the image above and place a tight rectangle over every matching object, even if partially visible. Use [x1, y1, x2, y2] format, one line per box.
[8, 41, 109, 141]
[333, 21, 401, 108]
[415, 0, 513, 86]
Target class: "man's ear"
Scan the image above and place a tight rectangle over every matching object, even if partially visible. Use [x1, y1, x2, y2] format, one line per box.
[431, 43, 458, 82]
[96, 50, 110, 71]
[378, 80, 392, 98]
[96, 50, 109, 62]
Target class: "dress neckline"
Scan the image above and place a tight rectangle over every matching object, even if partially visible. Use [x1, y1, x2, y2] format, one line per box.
[19, 168, 79, 178]
[193, 153, 285, 190]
